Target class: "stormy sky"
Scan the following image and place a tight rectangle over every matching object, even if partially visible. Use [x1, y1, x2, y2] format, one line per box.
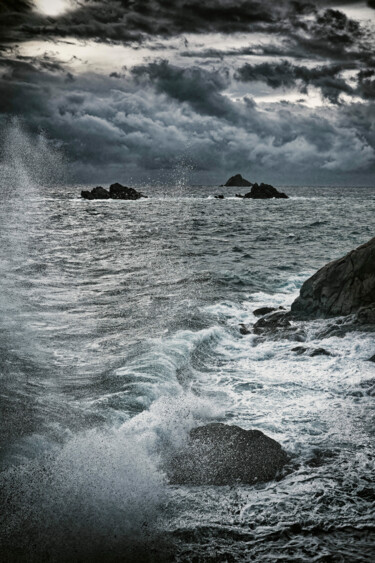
[1, 1, 374, 186]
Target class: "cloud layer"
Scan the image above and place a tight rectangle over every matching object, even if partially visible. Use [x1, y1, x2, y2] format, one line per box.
[0, 1, 374, 185]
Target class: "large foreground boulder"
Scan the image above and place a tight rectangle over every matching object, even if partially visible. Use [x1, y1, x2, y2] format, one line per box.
[291, 236, 375, 319]
[243, 183, 288, 199]
[81, 182, 147, 200]
[166, 423, 288, 485]
[224, 174, 253, 187]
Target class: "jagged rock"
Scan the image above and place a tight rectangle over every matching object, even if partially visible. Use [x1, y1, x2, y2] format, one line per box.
[81, 186, 110, 200]
[291, 236, 375, 319]
[224, 174, 252, 187]
[356, 304, 375, 325]
[214, 194, 224, 199]
[109, 182, 146, 200]
[81, 182, 146, 200]
[166, 423, 289, 485]
[292, 346, 308, 355]
[239, 323, 251, 335]
[309, 348, 331, 357]
[253, 306, 285, 317]
[368, 355, 375, 363]
[253, 311, 291, 335]
[292, 346, 331, 356]
[243, 183, 289, 199]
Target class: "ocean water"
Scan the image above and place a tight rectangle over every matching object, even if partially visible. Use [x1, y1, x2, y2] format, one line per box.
[0, 125, 375, 561]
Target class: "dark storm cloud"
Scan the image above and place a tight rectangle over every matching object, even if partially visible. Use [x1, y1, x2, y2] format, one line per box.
[1, 53, 374, 185]
[0, 2, 374, 185]
[132, 61, 235, 120]
[1, 0, 373, 46]
[236, 60, 355, 103]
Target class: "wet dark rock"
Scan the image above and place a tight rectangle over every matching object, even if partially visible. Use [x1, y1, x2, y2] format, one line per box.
[243, 183, 289, 199]
[356, 304, 375, 325]
[80, 190, 94, 200]
[166, 423, 289, 485]
[253, 306, 285, 317]
[235, 193, 245, 198]
[368, 355, 375, 363]
[214, 195, 224, 199]
[239, 323, 251, 335]
[292, 346, 308, 355]
[81, 186, 111, 200]
[253, 311, 292, 335]
[309, 348, 331, 357]
[224, 174, 252, 187]
[81, 182, 146, 200]
[109, 182, 146, 199]
[291, 236, 375, 320]
[292, 346, 331, 356]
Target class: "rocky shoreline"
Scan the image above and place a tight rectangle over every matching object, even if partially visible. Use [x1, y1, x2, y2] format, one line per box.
[241, 235, 375, 344]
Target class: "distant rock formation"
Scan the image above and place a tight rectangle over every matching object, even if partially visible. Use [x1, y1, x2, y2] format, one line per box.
[291, 236, 375, 320]
[81, 182, 147, 200]
[166, 423, 288, 485]
[81, 186, 111, 200]
[224, 174, 252, 187]
[242, 183, 289, 199]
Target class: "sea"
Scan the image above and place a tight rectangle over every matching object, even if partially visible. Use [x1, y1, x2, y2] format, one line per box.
[0, 124, 374, 562]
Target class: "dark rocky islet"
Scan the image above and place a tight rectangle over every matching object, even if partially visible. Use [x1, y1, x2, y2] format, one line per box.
[81, 182, 147, 200]
[237, 183, 289, 199]
[224, 174, 253, 187]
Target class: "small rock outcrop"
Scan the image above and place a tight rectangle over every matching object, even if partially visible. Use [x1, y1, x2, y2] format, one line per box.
[292, 346, 332, 357]
[214, 194, 224, 199]
[224, 174, 252, 187]
[166, 423, 288, 485]
[81, 182, 147, 200]
[243, 183, 288, 199]
[253, 311, 292, 335]
[81, 186, 111, 200]
[291, 236, 375, 320]
[253, 306, 285, 317]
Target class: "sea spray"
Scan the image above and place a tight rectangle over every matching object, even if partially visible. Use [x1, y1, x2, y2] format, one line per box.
[0, 393, 219, 560]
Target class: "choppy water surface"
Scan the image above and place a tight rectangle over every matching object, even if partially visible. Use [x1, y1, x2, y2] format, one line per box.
[0, 131, 374, 561]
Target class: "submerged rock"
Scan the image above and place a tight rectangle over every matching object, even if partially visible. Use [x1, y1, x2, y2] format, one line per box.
[253, 311, 292, 335]
[224, 174, 252, 187]
[292, 347, 331, 357]
[292, 346, 308, 355]
[310, 347, 331, 357]
[81, 182, 146, 200]
[214, 194, 224, 199]
[239, 323, 251, 335]
[291, 236, 375, 320]
[166, 423, 288, 485]
[253, 306, 285, 317]
[243, 183, 289, 199]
